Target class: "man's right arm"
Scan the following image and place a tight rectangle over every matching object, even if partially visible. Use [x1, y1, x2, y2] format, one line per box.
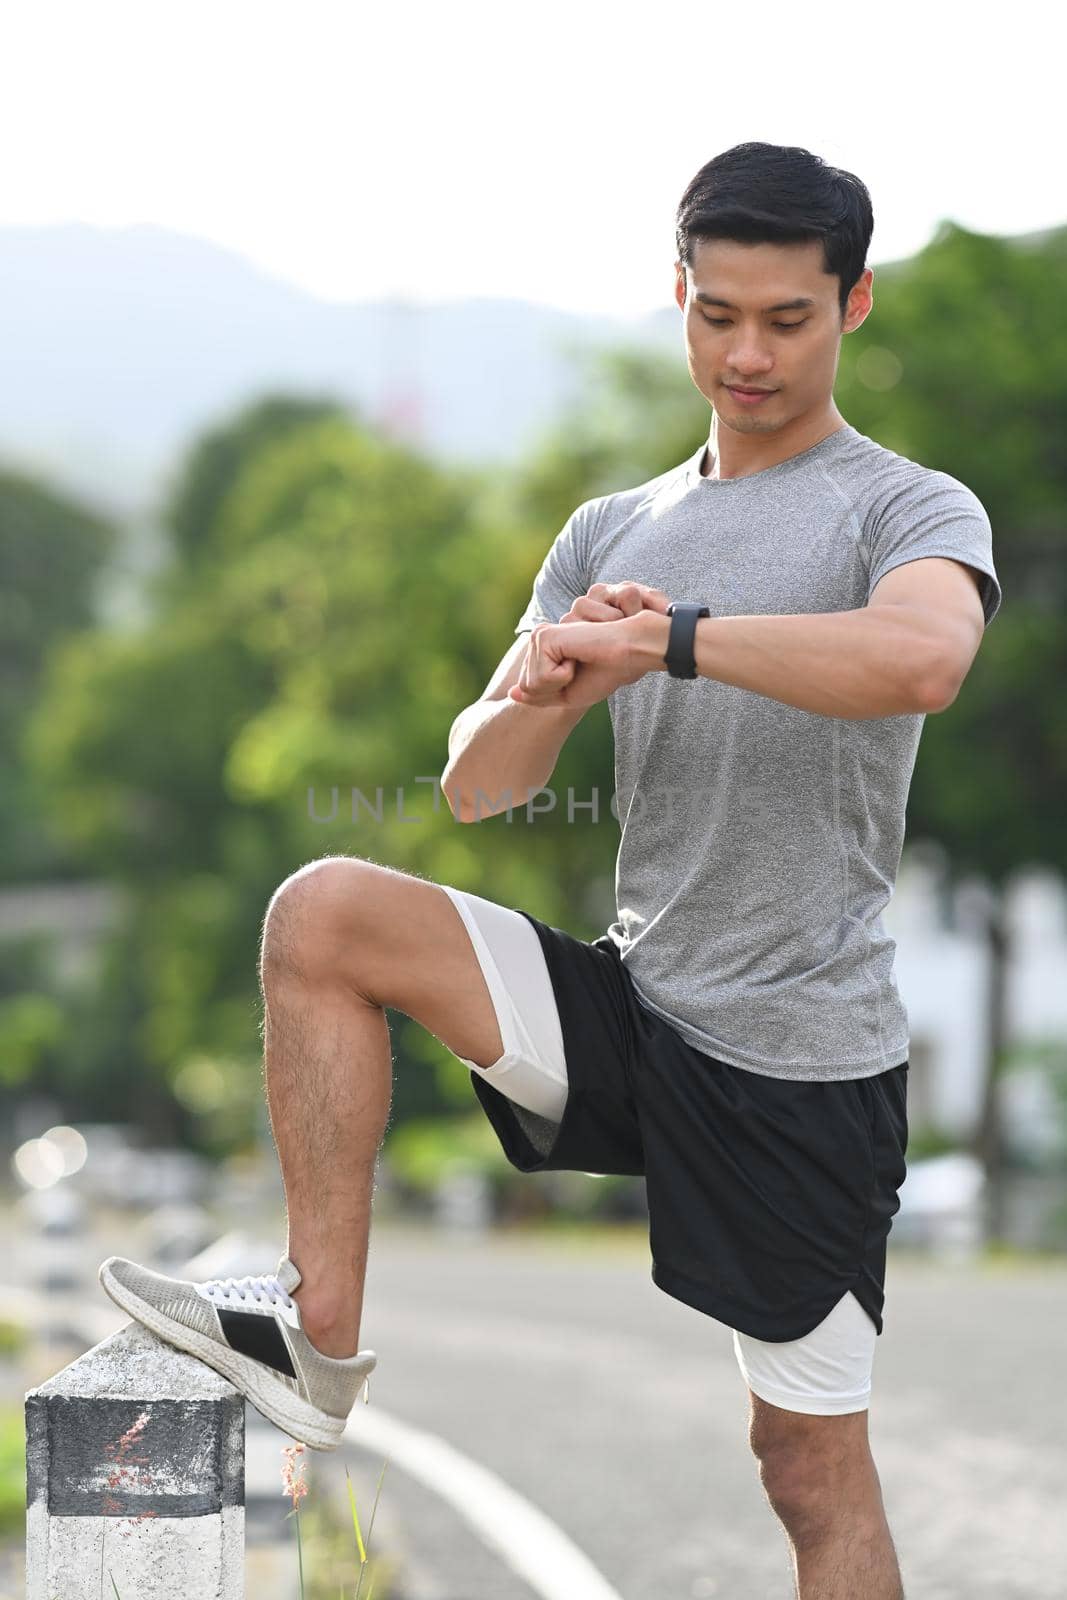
[440, 632, 589, 822]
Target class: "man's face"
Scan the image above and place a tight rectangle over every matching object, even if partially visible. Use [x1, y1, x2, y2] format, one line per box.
[674, 237, 873, 434]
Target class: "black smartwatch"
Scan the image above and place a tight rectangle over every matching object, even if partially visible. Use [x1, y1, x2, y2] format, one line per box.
[664, 601, 710, 679]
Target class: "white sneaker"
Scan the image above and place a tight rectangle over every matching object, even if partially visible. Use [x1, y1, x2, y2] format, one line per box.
[99, 1253, 376, 1451]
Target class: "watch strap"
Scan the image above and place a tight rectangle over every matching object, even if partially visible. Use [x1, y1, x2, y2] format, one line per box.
[665, 601, 711, 679]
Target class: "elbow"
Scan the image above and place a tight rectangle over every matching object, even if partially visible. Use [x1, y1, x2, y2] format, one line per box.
[914, 643, 964, 714]
[920, 628, 983, 714]
[441, 770, 487, 824]
[449, 798, 489, 825]
[917, 670, 959, 715]
[440, 770, 470, 822]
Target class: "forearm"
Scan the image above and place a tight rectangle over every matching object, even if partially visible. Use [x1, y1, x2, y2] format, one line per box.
[442, 698, 589, 821]
[635, 607, 948, 719]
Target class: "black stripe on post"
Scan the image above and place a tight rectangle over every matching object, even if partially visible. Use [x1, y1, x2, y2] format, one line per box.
[25, 1394, 245, 1517]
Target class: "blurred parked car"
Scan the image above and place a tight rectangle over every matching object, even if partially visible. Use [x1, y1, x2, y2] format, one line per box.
[892, 1153, 985, 1252]
[142, 1203, 218, 1268]
[73, 1123, 210, 1208]
[18, 1183, 86, 1236]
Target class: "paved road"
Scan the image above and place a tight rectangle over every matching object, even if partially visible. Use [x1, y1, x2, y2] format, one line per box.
[7, 1211, 1066, 1598]
[351, 1222, 1067, 1600]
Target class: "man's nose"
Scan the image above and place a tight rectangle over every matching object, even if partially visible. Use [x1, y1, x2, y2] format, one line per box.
[727, 344, 775, 373]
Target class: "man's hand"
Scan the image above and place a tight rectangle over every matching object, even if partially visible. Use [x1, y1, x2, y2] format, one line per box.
[508, 582, 671, 709]
[560, 581, 671, 625]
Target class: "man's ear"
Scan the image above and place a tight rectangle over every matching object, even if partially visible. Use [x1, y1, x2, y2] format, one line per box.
[843, 266, 874, 334]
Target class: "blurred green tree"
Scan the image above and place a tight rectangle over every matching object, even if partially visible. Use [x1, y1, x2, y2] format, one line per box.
[25, 413, 563, 1145]
[161, 391, 354, 569]
[0, 468, 116, 880]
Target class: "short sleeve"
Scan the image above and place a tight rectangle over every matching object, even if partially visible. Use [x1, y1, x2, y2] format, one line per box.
[514, 498, 598, 635]
[866, 469, 1003, 626]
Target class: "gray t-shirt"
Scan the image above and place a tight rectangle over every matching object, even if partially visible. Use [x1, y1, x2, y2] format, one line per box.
[514, 423, 1002, 1082]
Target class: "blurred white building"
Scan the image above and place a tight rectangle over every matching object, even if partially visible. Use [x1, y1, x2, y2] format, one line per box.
[886, 846, 1067, 1160]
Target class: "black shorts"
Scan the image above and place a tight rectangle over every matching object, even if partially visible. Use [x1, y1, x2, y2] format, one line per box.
[468, 909, 909, 1344]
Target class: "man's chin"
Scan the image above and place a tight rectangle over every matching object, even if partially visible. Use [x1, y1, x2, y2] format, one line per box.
[712, 407, 780, 433]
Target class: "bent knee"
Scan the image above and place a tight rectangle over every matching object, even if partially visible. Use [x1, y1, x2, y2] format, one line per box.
[261, 855, 376, 984]
[754, 1429, 875, 1531]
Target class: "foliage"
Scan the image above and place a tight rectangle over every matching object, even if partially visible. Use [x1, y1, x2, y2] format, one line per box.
[161, 392, 354, 569]
[0, 465, 116, 880]
[384, 1110, 516, 1189]
[0, 1322, 27, 1359]
[0, 1403, 23, 1535]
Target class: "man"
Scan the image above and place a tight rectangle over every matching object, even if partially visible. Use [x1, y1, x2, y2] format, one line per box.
[100, 141, 1000, 1600]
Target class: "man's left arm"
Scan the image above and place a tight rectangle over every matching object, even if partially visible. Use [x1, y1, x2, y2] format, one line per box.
[632, 556, 988, 719]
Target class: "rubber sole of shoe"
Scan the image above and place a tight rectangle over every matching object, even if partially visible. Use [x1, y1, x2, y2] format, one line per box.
[98, 1258, 367, 1451]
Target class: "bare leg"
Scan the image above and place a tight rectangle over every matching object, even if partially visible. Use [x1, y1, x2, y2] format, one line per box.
[787, 1506, 904, 1599]
[261, 965, 390, 1356]
[257, 857, 507, 1357]
[768, 1452, 904, 1599]
[752, 1398, 904, 1600]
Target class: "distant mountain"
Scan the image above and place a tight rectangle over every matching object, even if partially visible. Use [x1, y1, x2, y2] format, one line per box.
[0, 223, 678, 516]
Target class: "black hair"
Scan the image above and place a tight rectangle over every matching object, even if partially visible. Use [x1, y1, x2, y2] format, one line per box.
[675, 142, 874, 321]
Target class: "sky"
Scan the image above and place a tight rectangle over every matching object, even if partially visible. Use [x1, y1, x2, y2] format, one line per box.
[1, 0, 1061, 320]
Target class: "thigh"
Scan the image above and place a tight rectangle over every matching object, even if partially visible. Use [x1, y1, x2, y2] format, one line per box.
[268, 856, 515, 1074]
[734, 1288, 877, 1418]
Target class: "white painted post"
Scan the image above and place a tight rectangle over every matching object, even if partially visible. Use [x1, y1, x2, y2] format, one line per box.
[25, 1320, 244, 1599]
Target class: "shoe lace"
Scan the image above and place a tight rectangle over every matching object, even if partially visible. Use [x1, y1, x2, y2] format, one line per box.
[199, 1272, 294, 1310]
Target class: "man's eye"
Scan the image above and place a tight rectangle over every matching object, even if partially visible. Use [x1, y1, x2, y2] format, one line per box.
[700, 313, 807, 331]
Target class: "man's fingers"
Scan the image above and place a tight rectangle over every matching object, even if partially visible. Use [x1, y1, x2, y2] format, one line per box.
[586, 581, 670, 615]
[586, 583, 644, 617]
[562, 596, 626, 623]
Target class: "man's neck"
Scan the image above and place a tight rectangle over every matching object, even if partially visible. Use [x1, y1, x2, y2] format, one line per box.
[700, 409, 847, 480]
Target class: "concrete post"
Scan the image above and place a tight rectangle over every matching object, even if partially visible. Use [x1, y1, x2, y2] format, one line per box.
[25, 1321, 244, 1599]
